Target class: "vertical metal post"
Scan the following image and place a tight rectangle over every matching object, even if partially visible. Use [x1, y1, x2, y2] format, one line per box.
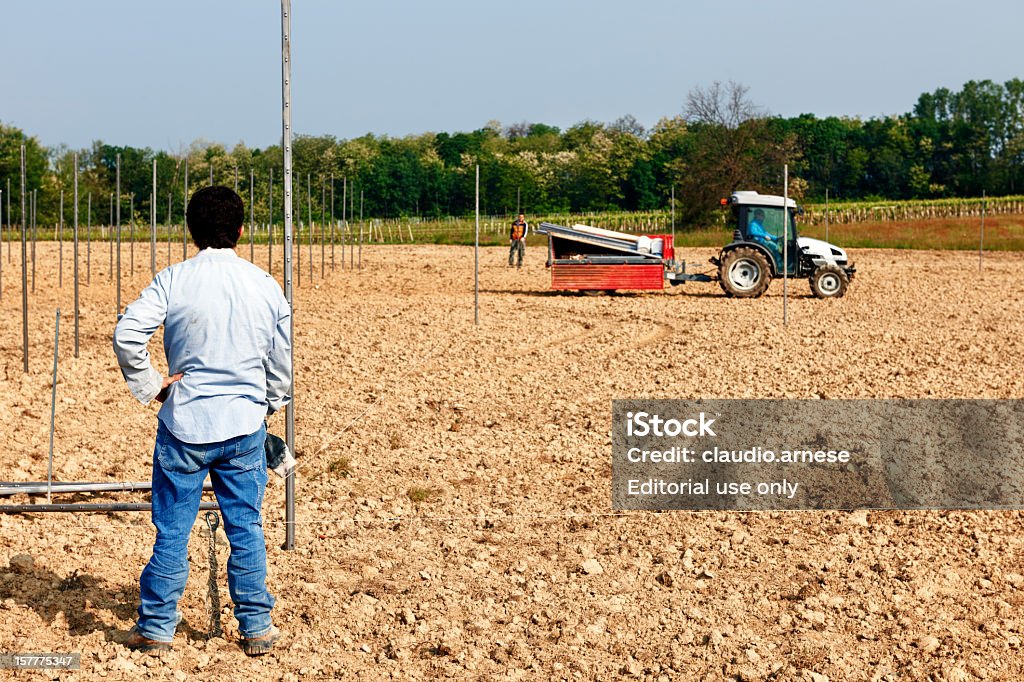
[979, 190, 986, 272]
[87, 192, 92, 286]
[330, 172, 335, 271]
[108, 193, 113, 278]
[31, 190, 36, 293]
[130, 193, 135, 274]
[783, 164, 789, 327]
[268, 167, 274, 274]
[74, 154, 80, 358]
[59, 190, 64, 288]
[151, 159, 157, 276]
[297, 174, 301, 288]
[320, 175, 325, 277]
[350, 183, 355, 270]
[344, 176, 348, 270]
[183, 158, 189, 260]
[20, 146, 28, 373]
[824, 188, 830, 244]
[116, 154, 122, 316]
[0, 188, 4, 301]
[307, 173, 313, 282]
[670, 185, 675, 245]
[250, 168, 255, 262]
[281, 0, 296, 551]
[358, 189, 363, 270]
[474, 164, 480, 326]
[167, 191, 172, 267]
[48, 309, 60, 503]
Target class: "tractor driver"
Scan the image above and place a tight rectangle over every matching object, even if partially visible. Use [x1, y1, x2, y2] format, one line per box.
[747, 208, 782, 260]
[747, 209, 776, 243]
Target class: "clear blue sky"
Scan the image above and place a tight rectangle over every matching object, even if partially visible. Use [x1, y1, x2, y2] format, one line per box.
[2, 0, 1020, 151]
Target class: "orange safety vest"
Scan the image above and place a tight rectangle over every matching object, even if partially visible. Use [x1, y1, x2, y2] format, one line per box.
[510, 220, 526, 240]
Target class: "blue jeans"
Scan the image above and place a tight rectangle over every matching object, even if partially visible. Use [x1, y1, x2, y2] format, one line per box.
[136, 420, 274, 642]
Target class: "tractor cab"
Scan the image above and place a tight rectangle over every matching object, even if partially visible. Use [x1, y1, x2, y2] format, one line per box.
[727, 192, 801, 276]
[712, 191, 856, 298]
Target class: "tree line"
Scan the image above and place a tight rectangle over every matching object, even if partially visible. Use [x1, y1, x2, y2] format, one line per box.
[1, 78, 1021, 228]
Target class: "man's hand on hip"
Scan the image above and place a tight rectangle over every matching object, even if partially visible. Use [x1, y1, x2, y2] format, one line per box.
[155, 373, 184, 403]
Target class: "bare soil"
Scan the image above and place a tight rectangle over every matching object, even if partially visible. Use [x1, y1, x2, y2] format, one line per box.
[1, 242, 1023, 681]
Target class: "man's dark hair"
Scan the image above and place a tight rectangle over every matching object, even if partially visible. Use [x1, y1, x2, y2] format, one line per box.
[186, 186, 244, 249]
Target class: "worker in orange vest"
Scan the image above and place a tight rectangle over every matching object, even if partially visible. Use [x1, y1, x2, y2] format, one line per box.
[509, 213, 528, 268]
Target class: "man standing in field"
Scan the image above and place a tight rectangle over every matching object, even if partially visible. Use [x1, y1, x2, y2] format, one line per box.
[114, 186, 291, 655]
[509, 213, 528, 268]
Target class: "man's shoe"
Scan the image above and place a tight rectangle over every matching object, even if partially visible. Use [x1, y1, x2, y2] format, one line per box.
[241, 625, 281, 656]
[125, 627, 173, 653]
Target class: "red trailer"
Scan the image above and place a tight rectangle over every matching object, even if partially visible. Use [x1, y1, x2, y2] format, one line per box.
[538, 222, 710, 291]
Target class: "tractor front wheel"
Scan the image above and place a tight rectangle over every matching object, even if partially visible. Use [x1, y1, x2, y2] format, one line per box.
[718, 247, 771, 298]
[809, 264, 849, 298]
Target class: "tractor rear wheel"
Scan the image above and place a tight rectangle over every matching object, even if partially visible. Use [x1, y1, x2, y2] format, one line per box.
[809, 264, 849, 298]
[718, 247, 771, 298]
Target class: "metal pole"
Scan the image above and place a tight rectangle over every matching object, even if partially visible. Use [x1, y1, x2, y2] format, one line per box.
[116, 154, 121, 316]
[330, 172, 335, 271]
[48, 309, 60, 503]
[59, 190, 64, 289]
[250, 168, 255, 262]
[670, 185, 675, 245]
[87, 193, 91, 286]
[0, 480, 214, 497]
[167, 191, 172, 267]
[475, 164, 480, 326]
[20, 146, 28, 373]
[783, 164, 789, 327]
[268, 167, 274, 274]
[307, 173, 313, 282]
[183, 158, 189, 260]
[825, 188, 830, 243]
[358, 189, 363, 270]
[297, 175, 301, 288]
[0, 501, 219, 514]
[151, 159, 157, 276]
[281, 0, 296, 551]
[6, 177, 10, 264]
[130, 193, 135, 274]
[979, 190, 986, 272]
[344, 175, 348, 270]
[350, 183, 355, 269]
[31, 190, 36, 293]
[321, 175, 325, 277]
[108, 193, 113, 278]
[74, 154, 80, 358]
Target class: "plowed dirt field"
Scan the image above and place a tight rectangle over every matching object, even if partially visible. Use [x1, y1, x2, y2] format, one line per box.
[1, 242, 1023, 681]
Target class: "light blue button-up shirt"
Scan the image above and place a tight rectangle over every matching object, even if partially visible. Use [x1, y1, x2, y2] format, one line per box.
[113, 248, 292, 444]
